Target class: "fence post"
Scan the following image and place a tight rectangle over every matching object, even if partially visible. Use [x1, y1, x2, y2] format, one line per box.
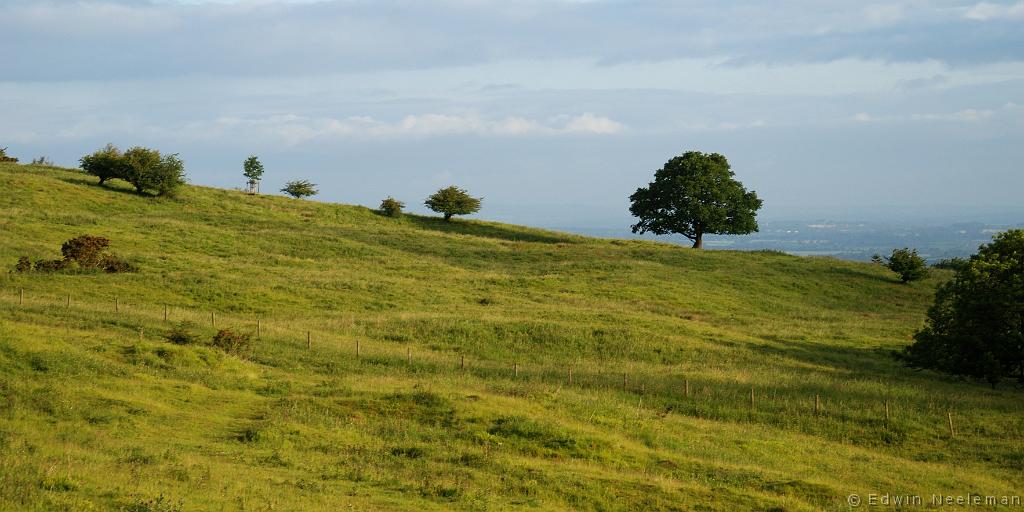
[19, 289, 24, 306]
[115, 297, 119, 314]
[256, 319, 261, 339]
[164, 305, 168, 322]
[948, 412, 956, 438]
[514, 363, 519, 378]
[568, 368, 573, 385]
[210, 312, 215, 328]
[460, 354, 465, 371]
[623, 373, 628, 391]
[66, 294, 71, 308]
[407, 347, 412, 365]
[815, 394, 821, 416]
[684, 379, 690, 398]
[750, 386, 755, 409]
[885, 400, 890, 422]
[356, 340, 360, 358]
[306, 331, 311, 350]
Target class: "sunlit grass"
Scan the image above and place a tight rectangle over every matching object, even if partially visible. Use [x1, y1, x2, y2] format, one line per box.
[0, 163, 1020, 511]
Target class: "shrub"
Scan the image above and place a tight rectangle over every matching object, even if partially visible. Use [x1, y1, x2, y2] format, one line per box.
[13, 235, 135, 273]
[904, 229, 1024, 387]
[875, 248, 928, 283]
[212, 329, 251, 356]
[0, 147, 17, 163]
[379, 197, 405, 217]
[79, 144, 186, 196]
[80, 144, 124, 185]
[29, 156, 53, 166]
[165, 323, 199, 346]
[32, 259, 67, 272]
[61, 235, 110, 267]
[122, 147, 186, 197]
[281, 180, 318, 199]
[14, 256, 32, 273]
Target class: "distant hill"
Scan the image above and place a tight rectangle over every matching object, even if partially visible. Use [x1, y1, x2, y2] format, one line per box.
[1, 163, 1020, 511]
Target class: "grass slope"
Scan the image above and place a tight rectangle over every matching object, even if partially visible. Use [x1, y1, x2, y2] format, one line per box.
[0, 163, 1021, 511]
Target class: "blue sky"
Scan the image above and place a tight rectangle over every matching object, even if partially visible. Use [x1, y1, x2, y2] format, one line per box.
[3, 0, 1023, 227]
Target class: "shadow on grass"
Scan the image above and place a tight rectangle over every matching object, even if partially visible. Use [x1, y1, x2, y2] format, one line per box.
[404, 215, 580, 244]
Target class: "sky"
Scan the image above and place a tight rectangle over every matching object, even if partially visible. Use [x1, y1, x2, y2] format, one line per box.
[2, 0, 1023, 228]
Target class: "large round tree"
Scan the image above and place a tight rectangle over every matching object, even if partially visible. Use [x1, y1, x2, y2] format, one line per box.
[425, 186, 481, 221]
[629, 151, 762, 248]
[904, 229, 1024, 387]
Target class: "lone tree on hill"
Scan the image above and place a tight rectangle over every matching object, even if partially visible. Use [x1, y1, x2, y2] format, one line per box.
[629, 151, 762, 249]
[903, 229, 1024, 387]
[243, 155, 264, 194]
[425, 186, 481, 221]
[872, 248, 929, 283]
[281, 179, 318, 199]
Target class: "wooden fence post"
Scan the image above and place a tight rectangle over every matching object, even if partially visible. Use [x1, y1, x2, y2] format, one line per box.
[623, 373, 628, 391]
[815, 394, 821, 416]
[306, 331, 311, 350]
[407, 347, 411, 365]
[948, 412, 956, 438]
[514, 363, 519, 378]
[460, 355, 465, 371]
[164, 305, 168, 322]
[115, 297, 119, 314]
[19, 289, 24, 306]
[750, 386, 755, 409]
[210, 312, 215, 328]
[885, 400, 890, 422]
[256, 319, 261, 339]
[684, 379, 690, 398]
[568, 368, 573, 385]
[356, 340, 360, 358]
[66, 294, 71, 308]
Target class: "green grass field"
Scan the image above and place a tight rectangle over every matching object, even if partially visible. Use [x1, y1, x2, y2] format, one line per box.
[0, 162, 1021, 511]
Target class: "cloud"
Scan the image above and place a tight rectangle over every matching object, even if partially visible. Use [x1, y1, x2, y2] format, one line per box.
[964, 2, 1024, 20]
[177, 112, 625, 144]
[2, 0, 1024, 82]
[849, 107, 1000, 123]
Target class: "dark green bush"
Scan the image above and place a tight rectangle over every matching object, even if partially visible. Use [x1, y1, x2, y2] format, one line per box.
[212, 329, 251, 356]
[14, 256, 31, 273]
[80, 144, 186, 196]
[379, 197, 405, 217]
[13, 235, 135, 273]
[874, 248, 928, 283]
[80, 144, 124, 185]
[281, 180, 318, 199]
[165, 323, 200, 345]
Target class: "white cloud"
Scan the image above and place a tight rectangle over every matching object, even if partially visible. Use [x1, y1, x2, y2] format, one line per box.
[177, 113, 625, 144]
[964, 1, 1024, 20]
[849, 108, 996, 123]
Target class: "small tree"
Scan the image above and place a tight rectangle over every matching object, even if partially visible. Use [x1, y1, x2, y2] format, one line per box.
[379, 197, 405, 217]
[904, 229, 1024, 386]
[243, 155, 264, 194]
[0, 147, 17, 163]
[281, 180, 317, 199]
[425, 186, 481, 221]
[875, 248, 928, 283]
[629, 151, 762, 248]
[80, 144, 124, 185]
[121, 146, 186, 197]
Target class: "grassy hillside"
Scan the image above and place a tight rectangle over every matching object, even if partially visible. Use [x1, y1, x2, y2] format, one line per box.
[0, 163, 1021, 511]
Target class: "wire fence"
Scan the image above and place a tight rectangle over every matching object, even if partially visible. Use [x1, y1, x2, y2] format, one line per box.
[2, 286, 980, 441]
